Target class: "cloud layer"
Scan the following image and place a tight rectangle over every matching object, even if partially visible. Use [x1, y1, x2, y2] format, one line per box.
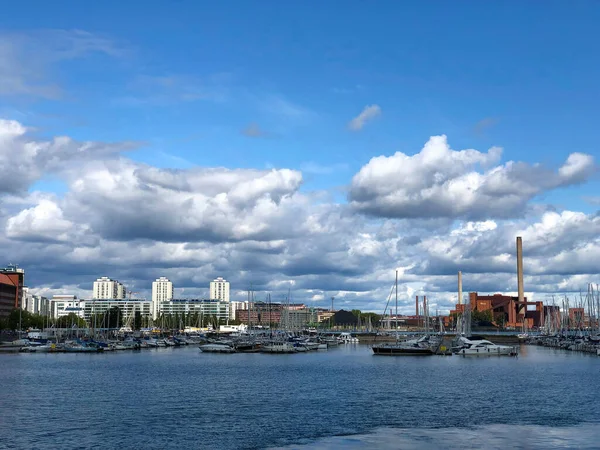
[1, 120, 598, 314]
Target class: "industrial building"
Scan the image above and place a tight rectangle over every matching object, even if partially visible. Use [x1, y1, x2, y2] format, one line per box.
[448, 237, 545, 329]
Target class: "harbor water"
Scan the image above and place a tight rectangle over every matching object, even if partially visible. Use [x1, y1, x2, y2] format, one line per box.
[1, 345, 599, 449]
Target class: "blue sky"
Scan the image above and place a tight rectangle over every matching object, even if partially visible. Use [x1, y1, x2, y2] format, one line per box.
[1, 2, 599, 308]
[3, 2, 599, 194]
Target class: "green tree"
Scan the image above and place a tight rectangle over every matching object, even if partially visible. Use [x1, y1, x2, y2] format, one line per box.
[133, 311, 142, 330]
[471, 310, 493, 326]
[56, 313, 88, 328]
[7, 309, 46, 331]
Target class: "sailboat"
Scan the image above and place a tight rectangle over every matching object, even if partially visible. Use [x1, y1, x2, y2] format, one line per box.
[517, 318, 529, 340]
[372, 271, 437, 356]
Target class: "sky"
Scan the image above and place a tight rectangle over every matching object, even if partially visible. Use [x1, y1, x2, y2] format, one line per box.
[0, 1, 599, 314]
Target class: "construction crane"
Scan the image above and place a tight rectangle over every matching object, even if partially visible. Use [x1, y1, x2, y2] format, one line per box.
[128, 291, 139, 300]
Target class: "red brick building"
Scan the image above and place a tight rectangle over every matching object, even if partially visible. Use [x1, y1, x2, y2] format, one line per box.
[0, 273, 18, 319]
[449, 292, 545, 329]
[236, 302, 283, 325]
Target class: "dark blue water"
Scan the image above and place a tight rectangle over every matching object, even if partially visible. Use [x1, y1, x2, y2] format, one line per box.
[0, 345, 598, 449]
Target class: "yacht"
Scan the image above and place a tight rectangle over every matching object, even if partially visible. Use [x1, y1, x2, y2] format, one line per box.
[338, 332, 359, 344]
[372, 335, 439, 356]
[260, 342, 296, 353]
[454, 337, 518, 356]
[199, 343, 235, 353]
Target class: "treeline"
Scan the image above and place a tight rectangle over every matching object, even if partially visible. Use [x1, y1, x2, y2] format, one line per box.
[0, 309, 87, 331]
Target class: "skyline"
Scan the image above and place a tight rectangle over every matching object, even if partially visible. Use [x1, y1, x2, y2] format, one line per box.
[1, 2, 600, 314]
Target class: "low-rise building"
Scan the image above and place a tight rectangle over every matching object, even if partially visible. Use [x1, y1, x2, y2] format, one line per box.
[50, 295, 85, 320]
[159, 299, 231, 322]
[84, 299, 152, 324]
[229, 301, 248, 320]
[237, 302, 283, 326]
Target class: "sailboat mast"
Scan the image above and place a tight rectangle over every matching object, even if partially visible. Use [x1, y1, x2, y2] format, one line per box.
[395, 270, 398, 332]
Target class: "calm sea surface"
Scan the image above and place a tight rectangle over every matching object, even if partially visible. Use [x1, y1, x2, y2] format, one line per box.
[0, 345, 599, 449]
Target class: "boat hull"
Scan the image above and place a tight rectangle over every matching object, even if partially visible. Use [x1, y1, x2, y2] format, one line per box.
[372, 345, 434, 356]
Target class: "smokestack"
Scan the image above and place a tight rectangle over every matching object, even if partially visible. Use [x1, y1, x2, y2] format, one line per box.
[416, 296, 419, 316]
[458, 271, 463, 305]
[516, 236, 525, 314]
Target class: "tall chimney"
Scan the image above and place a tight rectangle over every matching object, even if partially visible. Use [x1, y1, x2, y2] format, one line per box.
[516, 236, 525, 314]
[416, 296, 419, 316]
[458, 271, 463, 305]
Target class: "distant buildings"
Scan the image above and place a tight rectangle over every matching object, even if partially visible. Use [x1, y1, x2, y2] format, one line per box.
[93, 277, 126, 300]
[229, 301, 248, 320]
[85, 299, 151, 324]
[159, 299, 230, 322]
[210, 277, 230, 303]
[50, 295, 85, 320]
[236, 302, 317, 329]
[152, 277, 174, 319]
[21, 287, 50, 316]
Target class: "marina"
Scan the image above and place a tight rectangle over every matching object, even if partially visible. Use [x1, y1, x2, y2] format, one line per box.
[1, 343, 598, 449]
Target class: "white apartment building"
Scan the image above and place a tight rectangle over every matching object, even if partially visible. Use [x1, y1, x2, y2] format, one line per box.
[93, 277, 126, 300]
[152, 277, 174, 319]
[209, 277, 230, 303]
[159, 299, 230, 322]
[21, 288, 50, 316]
[49, 295, 85, 320]
[84, 299, 152, 325]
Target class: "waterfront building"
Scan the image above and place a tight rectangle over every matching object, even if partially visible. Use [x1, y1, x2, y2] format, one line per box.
[21, 288, 50, 316]
[152, 277, 174, 319]
[229, 300, 248, 320]
[159, 299, 231, 322]
[237, 302, 283, 326]
[50, 295, 85, 320]
[286, 308, 317, 330]
[0, 273, 18, 319]
[93, 277, 126, 300]
[84, 299, 151, 324]
[0, 264, 24, 316]
[317, 311, 335, 323]
[209, 277, 230, 303]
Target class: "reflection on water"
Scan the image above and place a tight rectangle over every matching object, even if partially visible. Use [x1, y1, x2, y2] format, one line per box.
[270, 424, 600, 449]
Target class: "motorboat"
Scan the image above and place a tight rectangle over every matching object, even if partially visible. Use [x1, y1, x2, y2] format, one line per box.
[64, 341, 103, 353]
[0, 339, 38, 353]
[322, 338, 339, 348]
[372, 335, 438, 356]
[33, 342, 63, 353]
[372, 343, 435, 356]
[338, 332, 359, 344]
[199, 343, 235, 353]
[260, 342, 296, 353]
[234, 341, 262, 353]
[454, 337, 518, 356]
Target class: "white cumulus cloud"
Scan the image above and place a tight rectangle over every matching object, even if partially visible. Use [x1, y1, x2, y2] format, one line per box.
[349, 135, 595, 219]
